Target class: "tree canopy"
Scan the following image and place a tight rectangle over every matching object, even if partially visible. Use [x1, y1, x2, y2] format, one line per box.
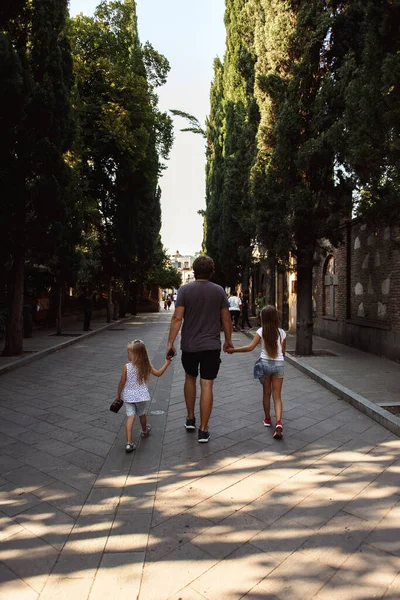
[0, 0, 177, 354]
[204, 0, 400, 354]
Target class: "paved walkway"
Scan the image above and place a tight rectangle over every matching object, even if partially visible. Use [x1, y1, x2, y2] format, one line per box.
[0, 312, 133, 372]
[0, 313, 399, 599]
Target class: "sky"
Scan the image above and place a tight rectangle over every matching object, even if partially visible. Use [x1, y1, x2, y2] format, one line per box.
[69, 0, 226, 257]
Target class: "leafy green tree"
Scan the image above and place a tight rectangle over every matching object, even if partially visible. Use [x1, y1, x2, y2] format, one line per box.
[144, 240, 182, 291]
[248, 1, 353, 354]
[70, 0, 173, 319]
[1, 0, 76, 355]
[0, 1, 28, 353]
[335, 1, 400, 222]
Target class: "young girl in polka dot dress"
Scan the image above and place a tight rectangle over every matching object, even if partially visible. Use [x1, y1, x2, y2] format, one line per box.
[116, 340, 171, 452]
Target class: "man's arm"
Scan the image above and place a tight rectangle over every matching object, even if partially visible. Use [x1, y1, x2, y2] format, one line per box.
[166, 306, 184, 358]
[221, 308, 234, 352]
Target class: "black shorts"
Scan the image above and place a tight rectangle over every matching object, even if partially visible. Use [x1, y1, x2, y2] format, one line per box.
[181, 350, 221, 380]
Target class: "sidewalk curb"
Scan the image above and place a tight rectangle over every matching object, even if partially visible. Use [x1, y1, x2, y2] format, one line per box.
[285, 353, 400, 438]
[243, 331, 400, 438]
[0, 315, 135, 377]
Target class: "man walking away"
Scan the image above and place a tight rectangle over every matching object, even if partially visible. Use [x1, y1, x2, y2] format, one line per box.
[81, 289, 93, 332]
[166, 256, 233, 443]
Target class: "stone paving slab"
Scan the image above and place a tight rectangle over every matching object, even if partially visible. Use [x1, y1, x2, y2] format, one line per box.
[0, 313, 399, 599]
[284, 333, 400, 437]
[0, 314, 135, 374]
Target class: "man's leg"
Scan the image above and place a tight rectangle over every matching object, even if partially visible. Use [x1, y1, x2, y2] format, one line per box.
[199, 378, 214, 431]
[184, 373, 197, 420]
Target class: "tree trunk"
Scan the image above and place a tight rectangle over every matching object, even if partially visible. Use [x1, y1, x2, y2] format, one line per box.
[2, 253, 24, 356]
[133, 283, 138, 315]
[107, 280, 113, 324]
[265, 257, 276, 305]
[56, 280, 62, 336]
[119, 292, 127, 318]
[242, 267, 249, 294]
[295, 256, 314, 356]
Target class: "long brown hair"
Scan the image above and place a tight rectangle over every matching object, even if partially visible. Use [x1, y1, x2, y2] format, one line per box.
[261, 305, 281, 359]
[127, 340, 152, 384]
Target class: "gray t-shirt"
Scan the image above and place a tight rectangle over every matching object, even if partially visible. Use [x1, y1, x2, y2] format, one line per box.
[175, 280, 229, 352]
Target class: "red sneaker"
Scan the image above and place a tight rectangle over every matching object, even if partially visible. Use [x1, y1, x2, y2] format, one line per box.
[263, 417, 271, 427]
[273, 421, 283, 439]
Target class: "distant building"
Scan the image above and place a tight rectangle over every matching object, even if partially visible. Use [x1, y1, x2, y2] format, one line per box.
[170, 250, 198, 285]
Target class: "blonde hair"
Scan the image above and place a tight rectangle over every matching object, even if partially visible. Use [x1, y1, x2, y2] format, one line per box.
[127, 340, 152, 384]
[261, 306, 281, 359]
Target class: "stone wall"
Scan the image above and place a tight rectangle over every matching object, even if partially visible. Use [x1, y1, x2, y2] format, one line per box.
[313, 219, 400, 361]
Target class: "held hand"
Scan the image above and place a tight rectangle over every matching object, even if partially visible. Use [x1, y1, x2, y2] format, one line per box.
[166, 345, 176, 360]
[223, 340, 234, 353]
[226, 347, 235, 354]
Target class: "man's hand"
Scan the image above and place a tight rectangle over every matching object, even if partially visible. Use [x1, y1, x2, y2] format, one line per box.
[166, 344, 176, 360]
[223, 340, 234, 353]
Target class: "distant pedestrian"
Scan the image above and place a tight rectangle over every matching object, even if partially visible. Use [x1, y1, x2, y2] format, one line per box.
[240, 290, 252, 330]
[80, 289, 93, 331]
[255, 291, 265, 326]
[173, 292, 177, 303]
[116, 339, 171, 452]
[167, 295, 172, 310]
[227, 305, 286, 439]
[228, 291, 242, 331]
[166, 255, 233, 443]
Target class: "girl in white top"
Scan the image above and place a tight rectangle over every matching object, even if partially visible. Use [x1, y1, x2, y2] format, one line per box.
[116, 339, 171, 452]
[227, 305, 286, 439]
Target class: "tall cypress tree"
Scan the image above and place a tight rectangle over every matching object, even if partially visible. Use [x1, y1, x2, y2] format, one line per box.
[205, 58, 225, 282]
[250, 1, 352, 354]
[204, 0, 259, 289]
[0, 1, 28, 354]
[1, 0, 75, 356]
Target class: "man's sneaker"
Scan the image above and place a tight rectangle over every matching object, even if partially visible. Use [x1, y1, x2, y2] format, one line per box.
[273, 421, 283, 440]
[185, 417, 196, 431]
[198, 429, 210, 443]
[141, 424, 151, 438]
[125, 442, 135, 452]
[263, 417, 271, 427]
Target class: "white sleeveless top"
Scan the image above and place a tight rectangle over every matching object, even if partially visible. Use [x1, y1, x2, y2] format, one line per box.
[257, 327, 286, 361]
[121, 362, 150, 403]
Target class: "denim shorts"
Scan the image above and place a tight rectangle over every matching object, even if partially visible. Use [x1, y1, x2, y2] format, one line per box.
[254, 359, 284, 382]
[125, 401, 149, 417]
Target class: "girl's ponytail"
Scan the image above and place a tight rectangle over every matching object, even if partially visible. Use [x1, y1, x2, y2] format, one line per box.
[261, 306, 280, 359]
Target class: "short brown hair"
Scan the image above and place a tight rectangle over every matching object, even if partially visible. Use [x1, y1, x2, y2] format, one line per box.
[193, 255, 215, 280]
